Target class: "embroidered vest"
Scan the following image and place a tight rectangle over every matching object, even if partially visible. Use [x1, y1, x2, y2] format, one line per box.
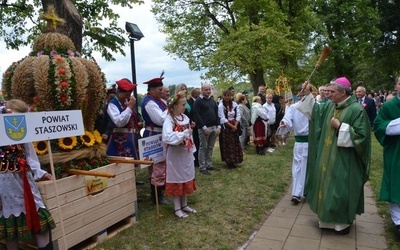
[141, 95, 166, 128]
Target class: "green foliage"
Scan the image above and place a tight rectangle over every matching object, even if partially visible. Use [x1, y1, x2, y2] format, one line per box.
[0, 0, 144, 61]
[152, 0, 310, 91]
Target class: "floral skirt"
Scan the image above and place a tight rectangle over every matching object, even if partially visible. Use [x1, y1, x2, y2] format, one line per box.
[0, 208, 55, 241]
[219, 127, 243, 164]
[165, 179, 197, 196]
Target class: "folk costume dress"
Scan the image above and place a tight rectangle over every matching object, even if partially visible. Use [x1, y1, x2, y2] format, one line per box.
[162, 113, 197, 196]
[106, 96, 141, 159]
[303, 94, 371, 225]
[218, 102, 243, 165]
[0, 143, 55, 241]
[374, 95, 400, 224]
[251, 102, 269, 147]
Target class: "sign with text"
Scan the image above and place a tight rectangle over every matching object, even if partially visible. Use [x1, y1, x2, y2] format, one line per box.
[85, 176, 108, 195]
[0, 110, 84, 146]
[138, 134, 165, 168]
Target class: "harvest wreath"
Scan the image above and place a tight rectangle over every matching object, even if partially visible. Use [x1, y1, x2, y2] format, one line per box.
[1, 7, 109, 179]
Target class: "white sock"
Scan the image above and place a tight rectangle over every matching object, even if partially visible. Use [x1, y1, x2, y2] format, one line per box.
[173, 196, 187, 217]
[180, 195, 188, 208]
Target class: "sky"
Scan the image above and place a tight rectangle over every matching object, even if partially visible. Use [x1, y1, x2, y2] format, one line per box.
[0, 2, 204, 95]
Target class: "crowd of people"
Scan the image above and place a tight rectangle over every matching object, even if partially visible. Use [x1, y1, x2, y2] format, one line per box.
[1, 73, 400, 249]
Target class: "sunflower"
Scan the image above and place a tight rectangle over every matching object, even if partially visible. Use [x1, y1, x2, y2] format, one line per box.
[80, 131, 95, 147]
[92, 130, 102, 144]
[33, 141, 48, 155]
[58, 136, 77, 150]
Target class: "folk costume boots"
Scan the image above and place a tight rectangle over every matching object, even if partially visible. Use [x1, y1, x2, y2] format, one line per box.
[150, 184, 171, 205]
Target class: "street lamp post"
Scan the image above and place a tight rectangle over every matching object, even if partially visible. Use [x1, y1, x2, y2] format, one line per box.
[125, 22, 144, 111]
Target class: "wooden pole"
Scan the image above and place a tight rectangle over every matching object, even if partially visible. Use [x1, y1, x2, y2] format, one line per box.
[47, 141, 68, 250]
[107, 156, 153, 166]
[67, 169, 116, 178]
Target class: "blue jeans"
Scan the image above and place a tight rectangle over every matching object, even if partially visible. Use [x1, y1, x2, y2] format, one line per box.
[198, 127, 219, 171]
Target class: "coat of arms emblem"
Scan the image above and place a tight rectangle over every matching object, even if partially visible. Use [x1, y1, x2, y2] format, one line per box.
[3, 115, 27, 141]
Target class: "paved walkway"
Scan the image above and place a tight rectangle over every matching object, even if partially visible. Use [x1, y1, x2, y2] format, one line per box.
[240, 183, 387, 250]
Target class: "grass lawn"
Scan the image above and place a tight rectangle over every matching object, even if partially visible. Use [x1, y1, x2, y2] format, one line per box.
[94, 135, 398, 249]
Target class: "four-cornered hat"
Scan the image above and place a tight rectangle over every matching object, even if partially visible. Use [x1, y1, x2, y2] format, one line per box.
[144, 70, 164, 88]
[143, 77, 164, 88]
[331, 77, 351, 88]
[116, 78, 136, 92]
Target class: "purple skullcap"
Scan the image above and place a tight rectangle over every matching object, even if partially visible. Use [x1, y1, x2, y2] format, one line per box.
[331, 77, 351, 88]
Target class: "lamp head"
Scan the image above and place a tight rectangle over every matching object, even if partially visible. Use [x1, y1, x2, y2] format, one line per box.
[125, 22, 144, 41]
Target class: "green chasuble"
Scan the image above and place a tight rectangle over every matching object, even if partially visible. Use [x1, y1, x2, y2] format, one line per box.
[305, 94, 371, 224]
[374, 96, 400, 203]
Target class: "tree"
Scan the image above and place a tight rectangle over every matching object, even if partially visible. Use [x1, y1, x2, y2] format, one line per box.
[0, 0, 143, 61]
[373, 0, 400, 90]
[311, 0, 381, 88]
[152, 0, 312, 94]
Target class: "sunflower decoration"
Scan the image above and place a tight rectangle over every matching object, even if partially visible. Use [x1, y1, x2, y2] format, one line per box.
[80, 131, 95, 147]
[33, 141, 49, 155]
[58, 136, 78, 150]
[92, 130, 102, 144]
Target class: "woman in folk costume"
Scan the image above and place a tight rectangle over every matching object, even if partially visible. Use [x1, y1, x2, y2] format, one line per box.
[218, 90, 243, 168]
[106, 78, 141, 158]
[0, 99, 55, 250]
[251, 96, 269, 155]
[162, 91, 197, 218]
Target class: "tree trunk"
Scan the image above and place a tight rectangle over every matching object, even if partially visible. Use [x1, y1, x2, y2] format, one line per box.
[42, 0, 83, 52]
[250, 69, 265, 95]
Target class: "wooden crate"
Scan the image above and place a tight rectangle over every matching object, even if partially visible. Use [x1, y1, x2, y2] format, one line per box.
[37, 163, 137, 250]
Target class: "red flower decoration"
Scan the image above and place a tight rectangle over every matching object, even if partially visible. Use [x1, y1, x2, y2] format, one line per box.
[61, 81, 68, 87]
[33, 96, 40, 104]
[59, 68, 66, 74]
[77, 161, 85, 167]
[60, 95, 68, 102]
[57, 57, 64, 62]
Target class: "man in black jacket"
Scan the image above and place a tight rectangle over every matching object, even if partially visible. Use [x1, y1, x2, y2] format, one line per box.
[355, 86, 377, 127]
[193, 84, 221, 175]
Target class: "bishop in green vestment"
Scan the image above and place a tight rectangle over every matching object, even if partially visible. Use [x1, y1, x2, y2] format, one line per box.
[299, 77, 371, 234]
[374, 77, 400, 235]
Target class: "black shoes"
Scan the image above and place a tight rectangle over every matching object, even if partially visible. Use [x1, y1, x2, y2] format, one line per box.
[395, 225, 400, 238]
[335, 225, 351, 235]
[227, 163, 236, 169]
[200, 169, 211, 175]
[206, 166, 220, 171]
[291, 196, 301, 204]
[136, 181, 145, 185]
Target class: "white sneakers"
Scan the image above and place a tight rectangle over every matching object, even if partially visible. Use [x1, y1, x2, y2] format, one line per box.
[266, 148, 275, 153]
